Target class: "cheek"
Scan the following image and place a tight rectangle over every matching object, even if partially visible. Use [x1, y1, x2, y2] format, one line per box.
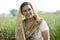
[22, 12, 26, 16]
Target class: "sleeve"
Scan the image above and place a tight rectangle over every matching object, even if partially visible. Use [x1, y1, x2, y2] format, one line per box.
[39, 19, 49, 32]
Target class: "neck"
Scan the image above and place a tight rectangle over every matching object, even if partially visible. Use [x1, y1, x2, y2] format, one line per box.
[26, 17, 35, 22]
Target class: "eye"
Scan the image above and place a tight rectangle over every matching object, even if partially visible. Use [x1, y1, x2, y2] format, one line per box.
[23, 10, 26, 12]
[28, 8, 31, 11]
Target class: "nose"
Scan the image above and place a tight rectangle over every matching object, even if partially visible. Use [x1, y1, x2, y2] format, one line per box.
[26, 10, 30, 14]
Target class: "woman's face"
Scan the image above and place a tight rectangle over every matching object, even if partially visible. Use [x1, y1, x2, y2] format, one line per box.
[22, 5, 34, 19]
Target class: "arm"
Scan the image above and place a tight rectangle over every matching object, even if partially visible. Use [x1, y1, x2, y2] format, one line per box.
[42, 30, 50, 40]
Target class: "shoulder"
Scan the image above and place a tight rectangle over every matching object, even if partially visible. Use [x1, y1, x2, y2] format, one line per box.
[39, 19, 49, 32]
[41, 19, 47, 25]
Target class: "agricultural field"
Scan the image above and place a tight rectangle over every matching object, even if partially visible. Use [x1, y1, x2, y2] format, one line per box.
[0, 16, 16, 40]
[0, 13, 60, 40]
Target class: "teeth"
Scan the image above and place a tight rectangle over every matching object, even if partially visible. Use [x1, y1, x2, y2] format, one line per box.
[27, 14, 30, 16]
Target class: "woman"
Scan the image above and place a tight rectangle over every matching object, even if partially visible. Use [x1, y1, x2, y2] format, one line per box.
[16, 2, 50, 40]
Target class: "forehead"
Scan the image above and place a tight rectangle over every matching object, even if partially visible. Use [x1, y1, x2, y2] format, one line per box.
[22, 5, 32, 11]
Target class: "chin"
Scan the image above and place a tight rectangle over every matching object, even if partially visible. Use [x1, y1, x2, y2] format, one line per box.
[28, 16, 33, 19]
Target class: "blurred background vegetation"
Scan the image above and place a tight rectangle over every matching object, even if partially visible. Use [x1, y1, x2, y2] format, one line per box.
[0, 9, 60, 40]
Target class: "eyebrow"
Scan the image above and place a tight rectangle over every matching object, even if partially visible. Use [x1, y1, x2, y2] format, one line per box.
[24, 8, 31, 11]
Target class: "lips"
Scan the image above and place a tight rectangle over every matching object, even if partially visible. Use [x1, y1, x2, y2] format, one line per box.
[26, 13, 31, 17]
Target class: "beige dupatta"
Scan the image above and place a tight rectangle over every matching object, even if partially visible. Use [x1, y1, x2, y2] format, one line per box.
[16, 10, 26, 40]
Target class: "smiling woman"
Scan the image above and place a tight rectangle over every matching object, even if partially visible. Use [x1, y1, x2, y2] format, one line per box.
[16, 2, 50, 40]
